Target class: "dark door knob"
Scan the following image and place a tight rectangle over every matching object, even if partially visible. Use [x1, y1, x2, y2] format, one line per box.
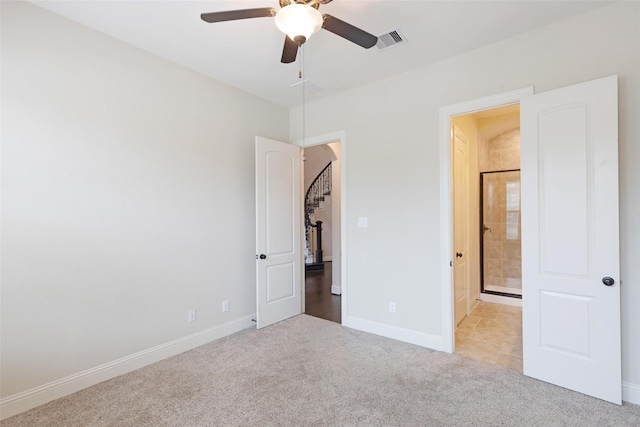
[456, 252, 463, 258]
[256, 254, 267, 260]
[602, 276, 615, 286]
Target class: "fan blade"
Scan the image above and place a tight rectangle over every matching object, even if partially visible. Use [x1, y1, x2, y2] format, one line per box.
[321, 14, 377, 49]
[281, 36, 298, 64]
[201, 8, 276, 23]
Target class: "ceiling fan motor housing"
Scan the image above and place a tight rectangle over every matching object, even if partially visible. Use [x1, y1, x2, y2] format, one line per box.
[201, 0, 375, 64]
[275, 3, 323, 43]
[280, 0, 320, 9]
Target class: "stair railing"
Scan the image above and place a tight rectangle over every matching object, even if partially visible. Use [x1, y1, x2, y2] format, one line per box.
[305, 162, 332, 267]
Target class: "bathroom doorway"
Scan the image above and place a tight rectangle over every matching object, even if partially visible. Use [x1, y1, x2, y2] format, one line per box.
[475, 105, 522, 300]
[451, 103, 523, 370]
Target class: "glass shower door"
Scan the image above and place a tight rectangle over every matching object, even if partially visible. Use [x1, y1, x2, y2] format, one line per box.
[481, 170, 522, 297]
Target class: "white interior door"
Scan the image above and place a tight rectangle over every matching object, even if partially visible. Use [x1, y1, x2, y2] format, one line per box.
[453, 127, 470, 325]
[521, 75, 620, 404]
[255, 136, 302, 329]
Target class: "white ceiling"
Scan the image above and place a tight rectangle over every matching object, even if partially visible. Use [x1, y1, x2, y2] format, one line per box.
[29, 0, 611, 108]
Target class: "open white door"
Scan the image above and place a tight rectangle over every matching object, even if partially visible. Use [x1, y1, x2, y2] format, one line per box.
[521, 76, 621, 404]
[453, 126, 470, 325]
[255, 136, 302, 329]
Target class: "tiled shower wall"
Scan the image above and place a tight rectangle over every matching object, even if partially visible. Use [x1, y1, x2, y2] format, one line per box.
[479, 129, 520, 172]
[479, 129, 522, 291]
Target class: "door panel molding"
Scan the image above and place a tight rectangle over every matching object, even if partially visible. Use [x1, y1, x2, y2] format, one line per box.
[521, 75, 620, 404]
[255, 136, 302, 329]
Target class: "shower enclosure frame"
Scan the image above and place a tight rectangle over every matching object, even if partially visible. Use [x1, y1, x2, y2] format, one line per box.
[479, 168, 522, 299]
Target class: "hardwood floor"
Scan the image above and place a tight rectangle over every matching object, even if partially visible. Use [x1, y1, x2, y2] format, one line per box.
[305, 262, 341, 323]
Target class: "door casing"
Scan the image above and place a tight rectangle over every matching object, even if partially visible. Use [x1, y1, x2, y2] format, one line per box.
[440, 80, 621, 404]
[294, 131, 347, 323]
[439, 87, 534, 352]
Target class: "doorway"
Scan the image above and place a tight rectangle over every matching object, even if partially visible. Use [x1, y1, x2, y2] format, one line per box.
[451, 104, 524, 370]
[439, 87, 532, 355]
[441, 77, 620, 403]
[302, 140, 342, 324]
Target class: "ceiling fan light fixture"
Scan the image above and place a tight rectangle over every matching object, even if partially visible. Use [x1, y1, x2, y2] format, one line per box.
[275, 4, 323, 45]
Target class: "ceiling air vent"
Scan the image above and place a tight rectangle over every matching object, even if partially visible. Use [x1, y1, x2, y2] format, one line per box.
[376, 29, 407, 51]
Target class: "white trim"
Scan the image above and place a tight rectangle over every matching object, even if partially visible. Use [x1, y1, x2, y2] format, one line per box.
[622, 381, 640, 405]
[344, 316, 444, 351]
[322, 256, 332, 262]
[295, 131, 344, 149]
[480, 293, 522, 307]
[340, 135, 347, 327]
[330, 285, 342, 295]
[0, 315, 255, 420]
[439, 87, 534, 353]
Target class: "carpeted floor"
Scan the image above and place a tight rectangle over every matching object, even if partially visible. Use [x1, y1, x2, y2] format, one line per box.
[2, 315, 639, 426]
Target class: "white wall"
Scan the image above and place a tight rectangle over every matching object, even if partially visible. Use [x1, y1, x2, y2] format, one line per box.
[1, 0, 288, 407]
[291, 1, 640, 397]
[3, 0, 639, 415]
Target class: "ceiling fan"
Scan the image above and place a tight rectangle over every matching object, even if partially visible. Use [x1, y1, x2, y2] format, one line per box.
[201, 0, 378, 64]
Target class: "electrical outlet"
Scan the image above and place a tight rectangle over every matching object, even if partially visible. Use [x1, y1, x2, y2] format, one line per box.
[222, 300, 229, 313]
[389, 301, 396, 314]
[187, 309, 196, 322]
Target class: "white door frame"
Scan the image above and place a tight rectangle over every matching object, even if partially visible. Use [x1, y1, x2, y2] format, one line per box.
[294, 130, 347, 323]
[439, 88, 533, 353]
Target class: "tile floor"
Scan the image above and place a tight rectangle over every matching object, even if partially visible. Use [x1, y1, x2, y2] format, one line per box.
[455, 301, 523, 372]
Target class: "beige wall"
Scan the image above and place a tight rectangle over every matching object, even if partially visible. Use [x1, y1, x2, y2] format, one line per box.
[291, 1, 640, 394]
[2, 0, 640, 414]
[1, 0, 288, 401]
[479, 127, 520, 172]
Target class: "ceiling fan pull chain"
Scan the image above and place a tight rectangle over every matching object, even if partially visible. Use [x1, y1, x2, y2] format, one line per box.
[301, 44, 306, 149]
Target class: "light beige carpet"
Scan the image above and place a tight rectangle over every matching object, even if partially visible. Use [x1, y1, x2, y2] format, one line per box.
[2, 314, 639, 426]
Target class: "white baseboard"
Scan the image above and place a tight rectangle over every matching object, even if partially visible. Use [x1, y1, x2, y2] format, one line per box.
[331, 285, 342, 295]
[0, 314, 255, 420]
[344, 316, 444, 351]
[344, 316, 639, 405]
[623, 380, 640, 405]
[3, 313, 635, 417]
[323, 256, 332, 262]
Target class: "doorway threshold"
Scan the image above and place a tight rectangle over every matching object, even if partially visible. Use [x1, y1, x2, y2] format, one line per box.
[480, 292, 522, 307]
